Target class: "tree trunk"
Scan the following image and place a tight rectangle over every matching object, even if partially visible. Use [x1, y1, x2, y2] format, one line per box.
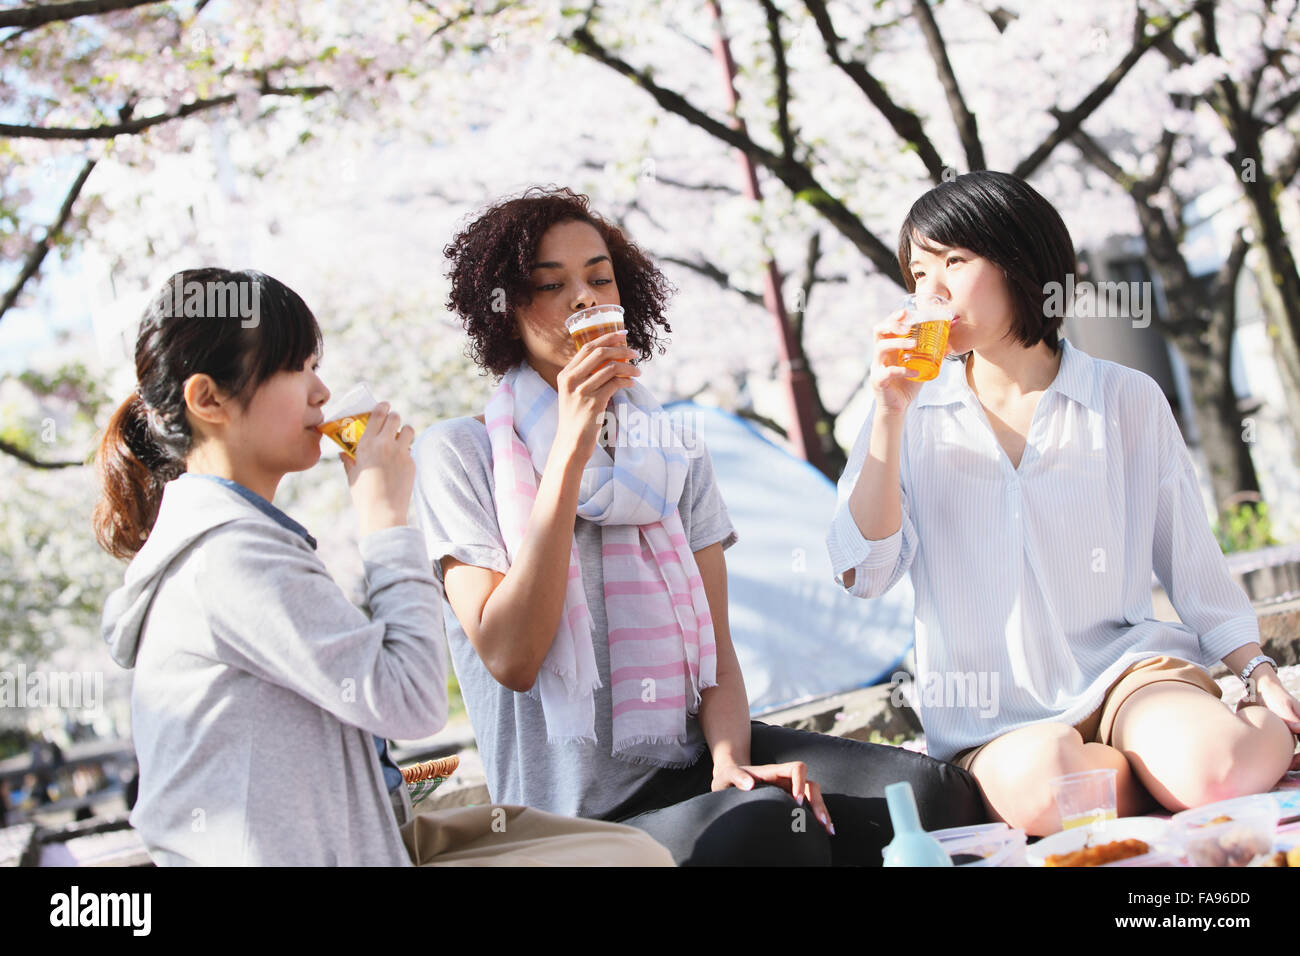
[1128, 205, 1262, 522]
[1210, 66, 1300, 452]
[1175, 338, 1261, 515]
[805, 373, 848, 480]
[1244, 208, 1300, 446]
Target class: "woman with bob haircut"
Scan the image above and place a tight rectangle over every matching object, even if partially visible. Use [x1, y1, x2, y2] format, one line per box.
[828, 170, 1300, 835]
[413, 185, 987, 866]
[96, 267, 672, 866]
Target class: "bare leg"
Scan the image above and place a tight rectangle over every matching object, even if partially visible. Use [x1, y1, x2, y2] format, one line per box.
[967, 723, 1152, 836]
[1109, 682, 1294, 812]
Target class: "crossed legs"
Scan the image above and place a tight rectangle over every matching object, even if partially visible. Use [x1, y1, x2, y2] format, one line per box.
[967, 684, 1294, 836]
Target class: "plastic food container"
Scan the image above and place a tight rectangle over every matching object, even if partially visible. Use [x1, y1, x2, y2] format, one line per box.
[931, 822, 1028, 867]
[1172, 794, 1279, 867]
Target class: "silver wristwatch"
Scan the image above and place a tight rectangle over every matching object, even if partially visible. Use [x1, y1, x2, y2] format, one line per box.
[1238, 654, 1277, 684]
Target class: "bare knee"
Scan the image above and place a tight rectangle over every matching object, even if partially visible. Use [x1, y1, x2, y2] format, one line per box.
[1182, 709, 1294, 807]
[972, 723, 1094, 836]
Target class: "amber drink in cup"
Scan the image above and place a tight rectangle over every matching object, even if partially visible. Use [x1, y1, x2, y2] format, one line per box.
[565, 305, 627, 364]
[887, 293, 954, 382]
[317, 383, 377, 458]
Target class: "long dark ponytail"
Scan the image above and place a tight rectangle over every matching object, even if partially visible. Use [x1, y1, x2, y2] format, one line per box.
[93, 268, 322, 560]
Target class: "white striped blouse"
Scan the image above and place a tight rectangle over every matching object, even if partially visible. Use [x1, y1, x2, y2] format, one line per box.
[826, 338, 1259, 762]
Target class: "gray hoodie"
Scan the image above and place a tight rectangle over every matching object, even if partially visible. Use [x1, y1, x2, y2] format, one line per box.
[101, 473, 447, 866]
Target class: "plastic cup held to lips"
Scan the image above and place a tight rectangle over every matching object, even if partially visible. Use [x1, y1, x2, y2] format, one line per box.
[317, 382, 378, 458]
[566, 304, 627, 364]
[886, 293, 954, 382]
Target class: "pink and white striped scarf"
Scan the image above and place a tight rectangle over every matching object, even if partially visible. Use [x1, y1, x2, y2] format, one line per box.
[484, 362, 717, 764]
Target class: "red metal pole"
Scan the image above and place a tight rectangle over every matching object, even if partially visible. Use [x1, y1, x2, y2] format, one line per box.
[706, 0, 827, 473]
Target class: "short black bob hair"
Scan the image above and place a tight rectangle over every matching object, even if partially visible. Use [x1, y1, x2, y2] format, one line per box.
[897, 170, 1075, 354]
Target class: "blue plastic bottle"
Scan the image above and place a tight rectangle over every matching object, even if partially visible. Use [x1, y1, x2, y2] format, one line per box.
[882, 781, 954, 867]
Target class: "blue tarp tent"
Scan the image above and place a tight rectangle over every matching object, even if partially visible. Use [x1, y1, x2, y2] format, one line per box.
[665, 402, 915, 714]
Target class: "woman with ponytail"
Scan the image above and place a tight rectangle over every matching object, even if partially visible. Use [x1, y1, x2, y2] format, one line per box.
[96, 268, 670, 866]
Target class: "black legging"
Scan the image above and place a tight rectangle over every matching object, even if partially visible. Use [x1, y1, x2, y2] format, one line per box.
[602, 720, 988, 865]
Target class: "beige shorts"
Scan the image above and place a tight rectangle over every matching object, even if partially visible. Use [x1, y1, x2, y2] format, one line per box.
[951, 655, 1222, 773]
[399, 803, 675, 867]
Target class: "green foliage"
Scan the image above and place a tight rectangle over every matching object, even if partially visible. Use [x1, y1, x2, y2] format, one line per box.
[793, 187, 830, 206]
[1213, 502, 1278, 553]
[863, 729, 911, 747]
[446, 668, 465, 723]
[8, 361, 112, 442]
[0, 729, 28, 762]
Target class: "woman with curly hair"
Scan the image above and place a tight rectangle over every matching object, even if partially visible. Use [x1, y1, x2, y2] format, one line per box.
[412, 186, 987, 865]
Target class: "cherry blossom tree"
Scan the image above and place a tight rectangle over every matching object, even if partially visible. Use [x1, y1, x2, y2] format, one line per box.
[562, 0, 1298, 523]
[2, 0, 1296, 688]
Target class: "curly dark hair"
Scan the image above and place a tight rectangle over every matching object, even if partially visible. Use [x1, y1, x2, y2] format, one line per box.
[443, 186, 674, 377]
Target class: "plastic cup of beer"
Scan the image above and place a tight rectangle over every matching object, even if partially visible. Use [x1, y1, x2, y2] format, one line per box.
[565, 304, 627, 364]
[317, 383, 377, 459]
[1050, 769, 1118, 834]
[887, 293, 954, 382]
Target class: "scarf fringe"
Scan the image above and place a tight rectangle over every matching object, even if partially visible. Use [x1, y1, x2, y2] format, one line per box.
[611, 742, 707, 771]
[524, 674, 602, 704]
[682, 676, 718, 715]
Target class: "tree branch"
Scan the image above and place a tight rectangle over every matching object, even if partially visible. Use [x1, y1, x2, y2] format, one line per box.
[1260, 84, 1300, 129]
[758, 0, 796, 162]
[803, 0, 947, 183]
[911, 0, 985, 170]
[0, 159, 96, 325]
[568, 23, 903, 282]
[1144, 127, 1179, 195]
[0, 83, 331, 139]
[1276, 135, 1300, 188]
[794, 230, 822, 342]
[1069, 127, 1198, 340]
[1013, 4, 1199, 180]
[734, 406, 788, 438]
[987, 6, 1016, 33]
[417, 0, 522, 41]
[576, 159, 739, 194]
[1068, 126, 1129, 186]
[1242, 12, 1289, 116]
[656, 174, 740, 194]
[0, 0, 162, 30]
[0, 438, 86, 469]
[659, 255, 763, 305]
[1246, 53, 1270, 115]
[1, 24, 37, 44]
[1213, 227, 1250, 306]
[831, 365, 873, 419]
[618, 197, 833, 326]
[1254, 0, 1300, 118]
[1153, 29, 1195, 67]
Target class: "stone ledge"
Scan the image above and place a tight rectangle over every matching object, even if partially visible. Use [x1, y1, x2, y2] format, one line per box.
[1217, 664, 1300, 708]
[758, 683, 923, 740]
[1257, 598, 1300, 668]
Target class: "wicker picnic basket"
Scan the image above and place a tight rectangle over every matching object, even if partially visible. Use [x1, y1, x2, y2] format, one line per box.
[401, 754, 460, 806]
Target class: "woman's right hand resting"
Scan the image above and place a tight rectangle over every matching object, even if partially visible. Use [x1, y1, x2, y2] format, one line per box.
[342, 401, 417, 536]
[553, 330, 640, 463]
[870, 309, 927, 419]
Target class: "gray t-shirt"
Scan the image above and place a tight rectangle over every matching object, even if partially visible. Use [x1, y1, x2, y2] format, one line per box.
[411, 416, 738, 818]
